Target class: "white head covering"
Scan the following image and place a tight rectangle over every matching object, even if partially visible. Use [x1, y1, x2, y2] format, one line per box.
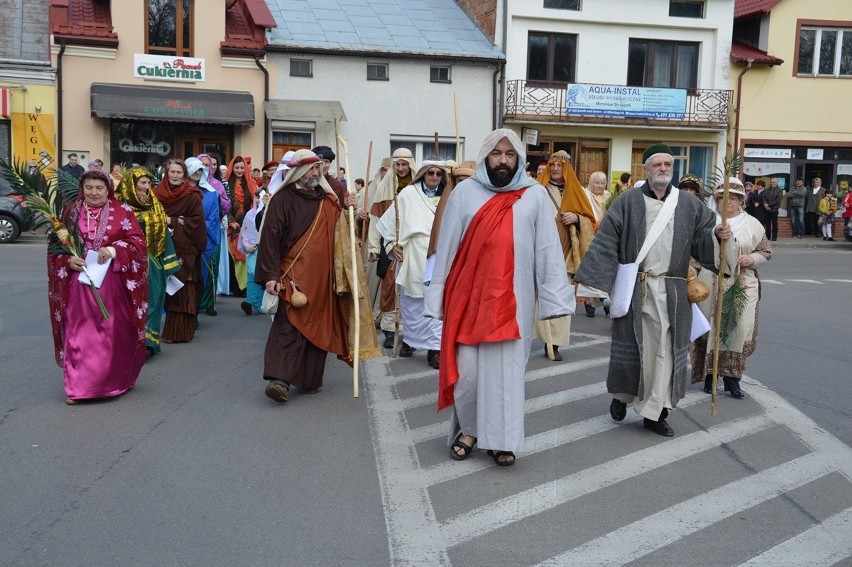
[267, 150, 296, 196]
[279, 149, 334, 196]
[713, 177, 746, 197]
[473, 128, 533, 192]
[185, 157, 214, 192]
[368, 148, 419, 208]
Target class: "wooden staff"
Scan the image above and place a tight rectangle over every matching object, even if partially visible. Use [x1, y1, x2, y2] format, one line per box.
[334, 118, 341, 176]
[453, 94, 460, 160]
[391, 166, 402, 358]
[361, 141, 373, 246]
[337, 134, 360, 398]
[434, 132, 439, 156]
[710, 172, 733, 417]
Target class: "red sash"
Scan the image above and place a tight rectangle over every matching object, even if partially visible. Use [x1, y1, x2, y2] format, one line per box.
[437, 188, 527, 411]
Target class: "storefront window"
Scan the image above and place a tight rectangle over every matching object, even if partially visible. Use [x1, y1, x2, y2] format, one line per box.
[110, 120, 231, 175]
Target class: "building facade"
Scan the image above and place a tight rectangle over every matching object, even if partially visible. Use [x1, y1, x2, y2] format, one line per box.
[263, 0, 504, 173]
[50, 0, 274, 173]
[1, 0, 56, 168]
[458, 0, 735, 189]
[732, 0, 852, 196]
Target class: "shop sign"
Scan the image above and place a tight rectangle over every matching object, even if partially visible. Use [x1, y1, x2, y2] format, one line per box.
[134, 54, 205, 83]
[565, 84, 686, 119]
[744, 147, 791, 159]
[807, 149, 824, 160]
[523, 127, 539, 146]
[118, 138, 172, 156]
[743, 161, 791, 176]
[838, 164, 852, 175]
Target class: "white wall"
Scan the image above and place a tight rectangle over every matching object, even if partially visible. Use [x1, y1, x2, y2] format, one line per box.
[267, 53, 499, 175]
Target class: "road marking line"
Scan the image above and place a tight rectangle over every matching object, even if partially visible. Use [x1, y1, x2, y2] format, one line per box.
[737, 507, 852, 566]
[761, 279, 783, 284]
[826, 279, 852, 283]
[398, 356, 610, 411]
[787, 279, 824, 284]
[419, 392, 706, 485]
[441, 414, 774, 547]
[535, 454, 836, 566]
[363, 357, 451, 566]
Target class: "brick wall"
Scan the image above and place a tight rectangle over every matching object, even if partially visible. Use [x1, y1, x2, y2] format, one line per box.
[455, 0, 498, 41]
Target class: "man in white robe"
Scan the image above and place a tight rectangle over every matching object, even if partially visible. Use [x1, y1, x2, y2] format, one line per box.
[424, 129, 574, 466]
[377, 160, 448, 368]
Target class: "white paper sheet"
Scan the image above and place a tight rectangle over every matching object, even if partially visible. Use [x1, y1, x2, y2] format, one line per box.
[690, 303, 712, 341]
[422, 254, 435, 286]
[165, 274, 184, 296]
[78, 250, 111, 288]
[609, 262, 639, 318]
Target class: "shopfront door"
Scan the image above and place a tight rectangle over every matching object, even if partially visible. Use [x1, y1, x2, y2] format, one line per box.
[176, 135, 231, 165]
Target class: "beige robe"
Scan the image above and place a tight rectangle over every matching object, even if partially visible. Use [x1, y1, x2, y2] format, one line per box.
[533, 181, 572, 347]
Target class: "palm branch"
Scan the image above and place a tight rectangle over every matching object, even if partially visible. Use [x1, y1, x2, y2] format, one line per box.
[719, 274, 748, 346]
[704, 150, 743, 193]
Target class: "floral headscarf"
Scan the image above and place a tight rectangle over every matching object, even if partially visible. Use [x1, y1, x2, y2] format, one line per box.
[114, 167, 169, 257]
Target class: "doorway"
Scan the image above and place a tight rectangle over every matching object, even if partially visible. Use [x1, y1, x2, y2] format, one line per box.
[176, 135, 231, 165]
[804, 163, 834, 189]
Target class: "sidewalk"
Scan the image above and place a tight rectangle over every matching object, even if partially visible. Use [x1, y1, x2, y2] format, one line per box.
[770, 234, 852, 250]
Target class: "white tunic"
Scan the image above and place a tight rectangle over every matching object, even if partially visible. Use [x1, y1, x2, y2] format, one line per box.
[425, 180, 574, 452]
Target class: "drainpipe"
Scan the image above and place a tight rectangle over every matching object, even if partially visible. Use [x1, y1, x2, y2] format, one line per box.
[498, 0, 509, 128]
[733, 60, 752, 157]
[254, 53, 270, 159]
[56, 41, 66, 160]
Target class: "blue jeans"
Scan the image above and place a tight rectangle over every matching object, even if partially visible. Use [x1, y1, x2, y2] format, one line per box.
[788, 206, 804, 236]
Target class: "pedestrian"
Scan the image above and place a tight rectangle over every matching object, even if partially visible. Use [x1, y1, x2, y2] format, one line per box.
[691, 178, 772, 398]
[573, 143, 734, 437]
[763, 178, 782, 241]
[615, 171, 632, 194]
[377, 159, 447, 368]
[238, 191, 269, 315]
[804, 177, 825, 237]
[818, 188, 839, 241]
[787, 178, 807, 238]
[579, 171, 612, 318]
[225, 155, 257, 295]
[114, 167, 181, 358]
[47, 170, 149, 404]
[678, 173, 704, 201]
[152, 159, 207, 343]
[255, 149, 363, 403]
[368, 148, 417, 349]
[185, 157, 222, 317]
[425, 128, 574, 466]
[197, 153, 232, 306]
[842, 186, 852, 239]
[747, 179, 767, 225]
[60, 152, 85, 180]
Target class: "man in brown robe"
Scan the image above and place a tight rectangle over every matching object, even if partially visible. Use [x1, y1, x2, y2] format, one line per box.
[256, 149, 358, 403]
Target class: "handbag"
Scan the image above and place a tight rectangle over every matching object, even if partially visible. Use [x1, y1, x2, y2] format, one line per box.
[609, 187, 680, 318]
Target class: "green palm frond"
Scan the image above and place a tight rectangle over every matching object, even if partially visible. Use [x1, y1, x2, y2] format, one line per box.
[719, 275, 748, 346]
[705, 150, 743, 193]
[52, 166, 81, 210]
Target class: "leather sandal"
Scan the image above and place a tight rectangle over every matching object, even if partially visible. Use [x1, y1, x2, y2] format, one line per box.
[450, 433, 476, 461]
[487, 450, 516, 466]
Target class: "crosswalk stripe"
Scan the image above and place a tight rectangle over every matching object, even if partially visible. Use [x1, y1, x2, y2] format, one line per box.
[826, 278, 852, 283]
[761, 279, 783, 284]
[535, 454, 835, 566]
[787, 279, 824, 284]
[440, 414, 774, 547]
[398, 356, 610, 411]
[419, 392, 706, 485]
[737, 507, 852, 566]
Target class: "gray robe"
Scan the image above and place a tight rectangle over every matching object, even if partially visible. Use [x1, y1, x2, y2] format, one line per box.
[574, 184, 719, 409]
[424, 179, 573, 452]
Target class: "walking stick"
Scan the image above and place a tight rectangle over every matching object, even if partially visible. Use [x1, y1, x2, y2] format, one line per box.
[391, 167, 402, 358]
[710, 169, 733, 417]
[361, 141, 373, 249]
[453, 94, 460, 160]
[337, 135, 361, 398]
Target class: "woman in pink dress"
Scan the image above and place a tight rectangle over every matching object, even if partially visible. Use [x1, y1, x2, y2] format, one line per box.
[47, 170, 149, 405]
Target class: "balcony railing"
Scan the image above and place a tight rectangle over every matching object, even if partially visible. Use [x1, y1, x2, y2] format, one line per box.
[504, 80, 733, 129]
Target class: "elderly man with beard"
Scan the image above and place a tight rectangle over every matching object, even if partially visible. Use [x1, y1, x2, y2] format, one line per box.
[368, 148, 417, 349]
[377, 159, 448, 368]
[425, 129, 574, 467]
[574, 144, 734, 437]
[255, 149, 359, 403]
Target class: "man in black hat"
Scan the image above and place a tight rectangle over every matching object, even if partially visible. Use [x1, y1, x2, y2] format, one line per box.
[575, 143, 734, 438]
[311, 145, 348, 204]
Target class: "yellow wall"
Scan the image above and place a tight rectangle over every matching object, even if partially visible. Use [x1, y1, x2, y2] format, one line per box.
[733, 0, 852, 145]
[52, 0, 268, 164]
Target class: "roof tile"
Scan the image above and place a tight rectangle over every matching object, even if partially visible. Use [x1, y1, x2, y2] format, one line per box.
[734, 0, 783, 19]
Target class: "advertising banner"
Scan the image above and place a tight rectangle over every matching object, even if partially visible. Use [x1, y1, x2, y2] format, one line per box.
[566, 84, 686, 119]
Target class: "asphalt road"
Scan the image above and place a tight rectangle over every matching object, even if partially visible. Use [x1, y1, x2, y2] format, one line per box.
[1, 235, 850, 566]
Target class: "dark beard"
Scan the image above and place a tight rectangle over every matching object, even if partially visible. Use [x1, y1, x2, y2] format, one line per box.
[486, 162, 518, 188]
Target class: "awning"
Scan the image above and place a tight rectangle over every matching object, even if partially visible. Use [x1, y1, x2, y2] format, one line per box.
[265, 99, 346, 123]
[90, 83, 255, 125]
[729, 41, 783, 66]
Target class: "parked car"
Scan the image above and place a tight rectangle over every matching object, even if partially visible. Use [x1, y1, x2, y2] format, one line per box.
[0, 176, 34, 243]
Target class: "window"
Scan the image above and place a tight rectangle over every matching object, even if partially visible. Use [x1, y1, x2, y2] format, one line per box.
[290, 59, 313, 77]
[627, 39, 698, 89]
[146, 0, 193, 57]
[527, 32, 576, 83]
[390, 140, 463, 162]
[797, 26, 852, 77]
[544, 0, 580, 9]
[367, 63, 388, 81]
[635, 143, 714, 187]
[669, 1, 704, 18]
[0, 121, 10, 163]
[430, 65, 451, 83]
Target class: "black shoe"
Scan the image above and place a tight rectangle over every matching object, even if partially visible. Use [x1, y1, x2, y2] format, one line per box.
[828, 237, 836, 242]
[205, 307, 218, 316]
[585, 304, 596, 317]
[644, 417, 674, 437]
[399, 342, 415, 357]
[723, 377, 745, 399]
[383, 333, 394, 349]
[427, 350, 440, 369]
[703, 375, 713, 394]
[240, 301, 252, 315]
[603, 305, 610, 317]
[610, 398, 627, 421]
[193, 316, 199, 330]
